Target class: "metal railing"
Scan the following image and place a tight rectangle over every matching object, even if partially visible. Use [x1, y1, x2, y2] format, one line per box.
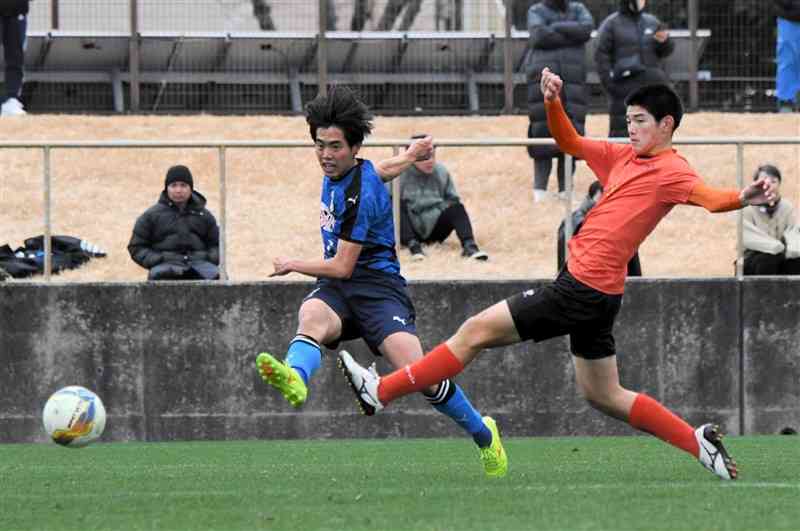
[2, 137, 798, 281]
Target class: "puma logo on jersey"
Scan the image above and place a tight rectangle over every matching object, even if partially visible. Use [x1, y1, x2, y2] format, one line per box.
[347, 195, 358, 205]
[393, 315, 407, 326]
[522, 289, 535, 298]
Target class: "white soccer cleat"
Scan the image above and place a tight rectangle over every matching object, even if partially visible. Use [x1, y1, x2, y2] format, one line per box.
[337, 350, 384, 416]
[1, 97, 26, 116]
[695, 423, 738, 480]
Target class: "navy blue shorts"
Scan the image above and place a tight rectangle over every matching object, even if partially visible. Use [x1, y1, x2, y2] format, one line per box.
[506, 268, 622, 359]
[304, 268, 417, 356]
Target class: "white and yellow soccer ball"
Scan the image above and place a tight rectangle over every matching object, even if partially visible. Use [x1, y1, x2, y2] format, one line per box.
[42, 386, 106, 448]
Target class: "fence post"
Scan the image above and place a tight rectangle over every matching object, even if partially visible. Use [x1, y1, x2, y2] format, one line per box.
[688, 0, 699, 111]
[735, 143, 744, 279]
[43, 146, 52, 281]
[392, 145, 401, 247]
[562, 153, 573, 264]
[129, 0, 141, 112]
[503, 0, 514, 114]
[218, 146, 228, 281]
[318, 0, 328, 97]
[51, 0, 59, 30]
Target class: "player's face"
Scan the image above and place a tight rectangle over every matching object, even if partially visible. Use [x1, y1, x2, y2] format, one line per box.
[166, 181, 192, 205]
[315, 126, 360, 178]
[625, 105, 671, 155]
[413, 148, 436, 174]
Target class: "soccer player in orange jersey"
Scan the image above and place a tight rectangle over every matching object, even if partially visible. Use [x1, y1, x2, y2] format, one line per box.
[339, 67, 780, 481]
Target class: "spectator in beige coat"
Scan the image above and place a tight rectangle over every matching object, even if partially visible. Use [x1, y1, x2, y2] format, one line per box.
[742, 164, 800, 275]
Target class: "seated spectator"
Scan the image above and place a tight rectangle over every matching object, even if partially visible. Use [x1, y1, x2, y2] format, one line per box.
[399, 135, 488, 261]
[742, 164, 800, 275]
[128, 165, 221, 280]
[557, 180, 641, 275]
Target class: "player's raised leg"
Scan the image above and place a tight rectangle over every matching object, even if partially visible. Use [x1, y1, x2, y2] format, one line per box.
[257, 298, 341, 407]
[380, 330, 507, 477]
[572, 355, 737, 480]
[338, 299, 520, 411]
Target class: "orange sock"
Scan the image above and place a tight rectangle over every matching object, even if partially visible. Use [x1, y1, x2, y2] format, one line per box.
[378, 343, 464, 404]
[628, 393, 699, 457]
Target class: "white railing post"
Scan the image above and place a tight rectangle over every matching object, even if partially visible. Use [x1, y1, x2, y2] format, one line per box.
[43, 146, 52, 281]
[391, 145, 401, 249]
[218, 146, 228, 281]
[736, 142, 744, 279]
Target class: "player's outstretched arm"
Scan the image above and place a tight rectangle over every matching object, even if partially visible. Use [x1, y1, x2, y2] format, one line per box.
[270, 240, 362, 280]
[374, 135, 434, 182]
[541, 68, 585, 158]
[688, 178, 779, 213]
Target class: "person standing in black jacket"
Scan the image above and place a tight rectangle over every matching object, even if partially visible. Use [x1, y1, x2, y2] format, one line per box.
[128, 165, 221, 281]
[525, 0, 593, 202]
[0, 0, 29, 116]
[594, 0, 674, 139]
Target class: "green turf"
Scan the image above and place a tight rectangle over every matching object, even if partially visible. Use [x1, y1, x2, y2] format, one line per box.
[1, 435, 798, 531]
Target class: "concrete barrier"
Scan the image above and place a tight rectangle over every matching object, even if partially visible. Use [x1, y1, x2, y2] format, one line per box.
[1, 278, 798, 443]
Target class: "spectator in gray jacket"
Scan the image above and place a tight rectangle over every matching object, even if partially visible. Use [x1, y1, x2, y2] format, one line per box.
[526, 0, 593, 202]
[399, 136, 488, 261]
[128, 165, 220, 280]
[594, 0, 674, 138]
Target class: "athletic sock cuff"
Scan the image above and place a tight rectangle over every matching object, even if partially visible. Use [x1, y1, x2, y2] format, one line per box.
[423, 379, 456, 405]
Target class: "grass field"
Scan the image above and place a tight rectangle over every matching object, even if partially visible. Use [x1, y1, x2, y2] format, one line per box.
[2, 436, 798, 531]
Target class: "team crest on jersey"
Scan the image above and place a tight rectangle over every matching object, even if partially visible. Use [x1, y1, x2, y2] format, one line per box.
[320, 201, 335, 231]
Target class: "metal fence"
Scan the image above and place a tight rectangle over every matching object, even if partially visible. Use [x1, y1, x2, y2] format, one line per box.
[11, 0, 782, 113]
[3, 136, 797, 281]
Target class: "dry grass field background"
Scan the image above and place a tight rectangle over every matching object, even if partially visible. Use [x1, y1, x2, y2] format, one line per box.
[1, 111, 798, 282]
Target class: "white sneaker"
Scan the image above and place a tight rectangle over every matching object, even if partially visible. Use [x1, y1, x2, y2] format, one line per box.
[533, 189, 549, 202]
[337, 350, 384, 416]
[1, 97, 26, 116]
[695, 424, 737, 480]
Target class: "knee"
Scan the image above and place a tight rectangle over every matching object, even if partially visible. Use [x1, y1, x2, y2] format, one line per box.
[576, 381, 615, 414]
[455, 313, 493, 351]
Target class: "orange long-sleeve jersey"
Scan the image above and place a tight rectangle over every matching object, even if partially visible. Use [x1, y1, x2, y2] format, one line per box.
[545, 97, 743, 294]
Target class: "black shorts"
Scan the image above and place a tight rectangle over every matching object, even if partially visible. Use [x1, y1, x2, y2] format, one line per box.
[506, 268, 622, 359]
[305, 268, 417, 356]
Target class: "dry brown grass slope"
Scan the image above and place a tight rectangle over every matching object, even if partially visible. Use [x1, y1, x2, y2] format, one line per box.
[0, 112, 798, 282]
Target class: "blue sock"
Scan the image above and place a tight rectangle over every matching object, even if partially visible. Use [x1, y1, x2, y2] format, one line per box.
[285, 335, 321, 385]
[427, 380, 492, 448]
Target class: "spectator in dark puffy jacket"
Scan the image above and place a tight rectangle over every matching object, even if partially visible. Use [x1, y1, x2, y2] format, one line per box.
[128, 165, 220, 280]
[594, 0, 674, 138]
[526, 0, 593, 202]
[0, 0, 29, 116]
[773, 0, 800, 111]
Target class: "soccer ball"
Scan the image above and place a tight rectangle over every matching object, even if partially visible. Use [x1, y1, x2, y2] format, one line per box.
[42, 386, 106, 448]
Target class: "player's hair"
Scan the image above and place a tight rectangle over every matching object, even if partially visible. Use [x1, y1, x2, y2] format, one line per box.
[624, 84, 684, 131]
[753, 164, 781, 182]
[305, 85, 374, 147]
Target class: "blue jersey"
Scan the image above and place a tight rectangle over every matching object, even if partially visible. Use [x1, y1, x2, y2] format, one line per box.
[319, 159, 400, 276]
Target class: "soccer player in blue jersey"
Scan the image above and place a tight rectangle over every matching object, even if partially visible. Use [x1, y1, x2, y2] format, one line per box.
[256, 85, 507, 477]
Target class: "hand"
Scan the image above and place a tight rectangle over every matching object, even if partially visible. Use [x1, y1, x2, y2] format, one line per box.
[540, 67, 563, 102]
[269, 256, 294, 277]
[740, 177, 779, 207]
[654, 29, 669, 43]
[407, 135, 434, 161]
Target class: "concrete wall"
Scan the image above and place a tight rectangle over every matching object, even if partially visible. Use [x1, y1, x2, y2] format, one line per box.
[1, 278, 798, 443]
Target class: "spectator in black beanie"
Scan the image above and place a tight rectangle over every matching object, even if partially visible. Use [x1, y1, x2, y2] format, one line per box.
[128, 165, 221, 280]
